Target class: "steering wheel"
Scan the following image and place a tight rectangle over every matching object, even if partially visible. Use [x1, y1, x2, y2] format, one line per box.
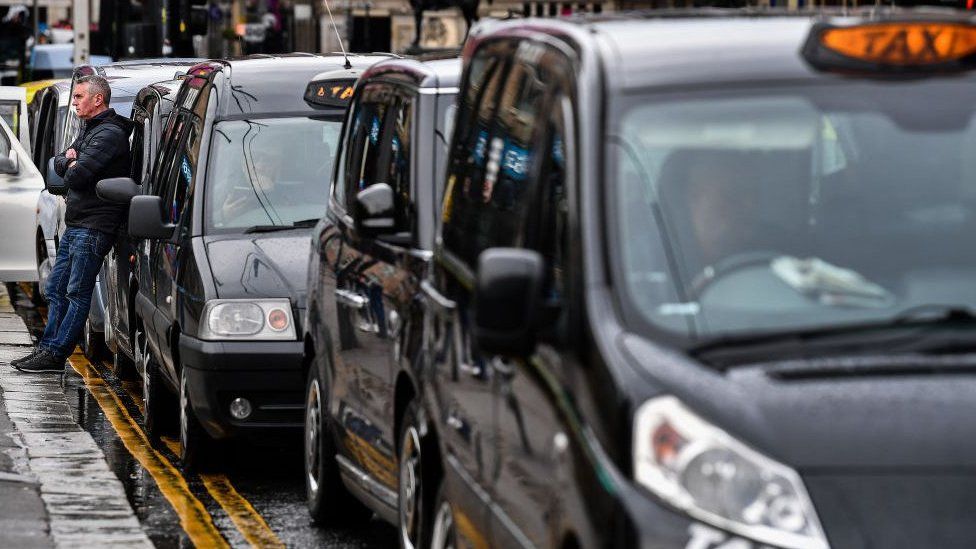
[688, 250, 782, 300]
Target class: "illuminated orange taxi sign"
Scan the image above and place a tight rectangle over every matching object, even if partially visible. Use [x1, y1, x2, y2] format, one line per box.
[805, 21, 976, 72]
[304, 79, 356, 108]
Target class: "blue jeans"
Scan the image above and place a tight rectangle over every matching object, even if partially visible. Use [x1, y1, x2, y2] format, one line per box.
[40, 227, 113, 360]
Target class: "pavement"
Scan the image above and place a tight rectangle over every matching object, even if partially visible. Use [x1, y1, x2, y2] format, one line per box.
[0, 285, 152, 548]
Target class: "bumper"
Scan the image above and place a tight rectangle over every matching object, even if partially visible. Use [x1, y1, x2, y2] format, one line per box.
[179, 334, 305, 440]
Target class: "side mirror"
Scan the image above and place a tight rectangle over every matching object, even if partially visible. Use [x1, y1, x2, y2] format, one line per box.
[354, 183, 396, 236]
[473, 248, 544, 356]
[128, 195, 175, 240]
[96, 177, 141, 204]
[46, 157, 67, 195]
[0, 152, 16, 175]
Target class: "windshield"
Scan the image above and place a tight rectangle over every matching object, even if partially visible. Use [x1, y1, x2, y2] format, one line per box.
[206, 117, 342, 231]
[611, 78, 976, 343]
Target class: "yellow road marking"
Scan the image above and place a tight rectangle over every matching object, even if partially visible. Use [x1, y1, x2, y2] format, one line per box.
[67, 352, 229, 548]
[454, 506, 490, 549]
[160, 436, 285, 549]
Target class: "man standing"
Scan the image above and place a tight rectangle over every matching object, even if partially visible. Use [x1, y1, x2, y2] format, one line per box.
[12, 75, 131, 372]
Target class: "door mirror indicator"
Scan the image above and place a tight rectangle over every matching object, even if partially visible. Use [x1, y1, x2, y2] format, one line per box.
[45, 157, 67, 195]
[0, 152, 16, 175]
[96, 177, 141, 204]
[473, 248, 544, 356]
[128, 195, 176, 240]
[354, 183, 397, 236]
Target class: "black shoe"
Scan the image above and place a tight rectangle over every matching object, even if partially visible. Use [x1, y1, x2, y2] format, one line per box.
[10, 347, 40, 367]
[14, 350, 65, 373]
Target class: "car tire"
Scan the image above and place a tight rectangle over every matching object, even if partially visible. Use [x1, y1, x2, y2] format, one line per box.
[304, 360, 371, 524]
[398, 400, 433, 549]
[143, 346, 173, 444]
[81, 319, 105, 362]
[179, 366, 210, 472]
[429, 480, 457, 549]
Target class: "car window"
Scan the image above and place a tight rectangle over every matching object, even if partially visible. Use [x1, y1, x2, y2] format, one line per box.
[340, 81, 395, 212]
[206, 116, 343, 231]
[387, 91, 415, 233]
[0, 125, 10, 158]
[0, 100, 20, 140]
[441, 45, 512, 267]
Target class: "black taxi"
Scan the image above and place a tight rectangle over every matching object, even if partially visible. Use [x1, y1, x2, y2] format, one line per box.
[417, 11, 976, 549]
[301, 56, 460, 543]
[102, 54, 395, 470]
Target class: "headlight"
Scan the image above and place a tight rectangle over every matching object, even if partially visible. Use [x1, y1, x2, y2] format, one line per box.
[199, 299, 296, 341]
[633, 396, 828, 549]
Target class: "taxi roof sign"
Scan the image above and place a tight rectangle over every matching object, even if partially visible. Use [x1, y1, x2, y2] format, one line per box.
[804, 21, 976, 72]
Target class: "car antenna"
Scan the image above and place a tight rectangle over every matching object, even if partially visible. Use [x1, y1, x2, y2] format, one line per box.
[322, 0, 352, 69]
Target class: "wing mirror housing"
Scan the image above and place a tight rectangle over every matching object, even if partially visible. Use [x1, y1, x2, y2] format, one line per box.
[473, 248, 544, 356]
[128, 195, 176, 240]
[354, 183, 398, 236]
[45, 157, 67, 195]
[96, 177, 141, 204]
[0, 151, 17, 175]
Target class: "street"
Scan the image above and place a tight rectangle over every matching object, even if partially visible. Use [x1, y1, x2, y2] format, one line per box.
[0, 283, 396, 547]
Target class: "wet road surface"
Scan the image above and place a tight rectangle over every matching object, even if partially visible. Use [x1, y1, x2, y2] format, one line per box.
[8, 284, 397, 548]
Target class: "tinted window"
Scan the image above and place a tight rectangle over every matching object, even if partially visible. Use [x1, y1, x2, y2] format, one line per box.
[441, 46, 511, 266]
[340, 82, 394, 211]
[0, 126, 10, 157]
[442, 43, 550, 267]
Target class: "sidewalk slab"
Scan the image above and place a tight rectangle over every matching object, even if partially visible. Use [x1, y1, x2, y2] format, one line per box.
[0, 285, 152, 549]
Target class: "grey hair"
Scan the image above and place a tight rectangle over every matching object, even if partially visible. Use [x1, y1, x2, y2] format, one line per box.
[76, 75, 111, 104]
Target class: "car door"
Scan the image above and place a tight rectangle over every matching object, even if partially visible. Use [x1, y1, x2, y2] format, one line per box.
[488, 54, 576, 547]
[0, 86, 29, 153]
[0, 117, 43, 281]
[424, 42, 513, 547]
[331, 84, 427, 492]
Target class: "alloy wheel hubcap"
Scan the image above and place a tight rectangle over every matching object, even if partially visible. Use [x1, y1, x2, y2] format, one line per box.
[305, 379, 321, 496]
[399, 426, 422, 549]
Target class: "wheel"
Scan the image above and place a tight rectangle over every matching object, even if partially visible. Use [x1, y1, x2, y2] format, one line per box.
[179, 366, 210, 472]
[429, 480, 457, 549]
[142, 342, 174, 444]
[304, 359, 371, 524]
[81, 319, 105, 362]
[398, 400, 433, 549]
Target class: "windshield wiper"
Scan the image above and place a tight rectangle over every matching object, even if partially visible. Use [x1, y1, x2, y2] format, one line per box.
[690, 305, 976, 368]
[243, 218, 320, 234]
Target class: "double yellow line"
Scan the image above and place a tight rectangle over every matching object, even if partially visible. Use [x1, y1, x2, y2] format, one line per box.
[67, 352, 285, 548]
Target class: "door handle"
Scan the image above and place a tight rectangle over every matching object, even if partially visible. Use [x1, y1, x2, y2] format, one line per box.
[420, 280, 456, 311]
[335, 288, 368, 310]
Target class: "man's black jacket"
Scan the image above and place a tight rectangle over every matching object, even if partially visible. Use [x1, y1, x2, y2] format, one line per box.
[53, 109, 133, 235]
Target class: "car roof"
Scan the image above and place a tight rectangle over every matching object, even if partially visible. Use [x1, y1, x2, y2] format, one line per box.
[91, 61, 202, 96]
[213, 53, 400, 118]
[360, 56, 462, 90]
[475, 9, 976, 91]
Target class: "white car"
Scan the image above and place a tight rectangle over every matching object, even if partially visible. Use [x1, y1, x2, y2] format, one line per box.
[0, 86, 30, 152]
[0, 115, 43, 282]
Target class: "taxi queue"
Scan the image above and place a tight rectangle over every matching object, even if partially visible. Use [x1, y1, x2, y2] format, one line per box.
[6, 8, 976, 549]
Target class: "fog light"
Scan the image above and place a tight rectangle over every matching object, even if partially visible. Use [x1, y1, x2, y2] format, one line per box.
[229, 398, 252, 420]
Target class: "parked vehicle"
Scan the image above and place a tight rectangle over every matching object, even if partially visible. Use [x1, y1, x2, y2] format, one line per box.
[0, 115, 43, 282]
[27, 44, 112, 80]
[301, 56, 460, 540]
[101, 78, 185, 381]
[37, 60, 200, 360]
[408, 12, 976, 549]
[105, 54, 397, 470]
